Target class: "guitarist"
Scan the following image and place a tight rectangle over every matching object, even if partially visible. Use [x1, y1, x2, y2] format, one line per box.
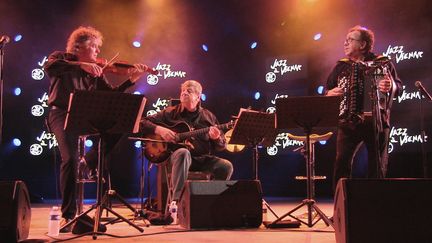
[141, 80, 233, 204]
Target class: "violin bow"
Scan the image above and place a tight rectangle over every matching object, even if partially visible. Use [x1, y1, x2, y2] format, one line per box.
[101, 52, 120, 70]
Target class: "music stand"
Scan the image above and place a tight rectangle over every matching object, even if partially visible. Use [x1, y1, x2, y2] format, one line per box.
[63, 90, 146, 239]
[229, 108, 279, 218]
[269, 95, 339, 228]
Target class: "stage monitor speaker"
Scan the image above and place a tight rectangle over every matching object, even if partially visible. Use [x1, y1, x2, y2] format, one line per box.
[0, 180, 31, 243]
[334, 178, 432, 243]
[178, 180, 262, 229]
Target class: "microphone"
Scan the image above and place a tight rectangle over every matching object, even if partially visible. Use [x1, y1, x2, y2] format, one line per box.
[0, 35, 10, 46]
[415, 81, 432, 101]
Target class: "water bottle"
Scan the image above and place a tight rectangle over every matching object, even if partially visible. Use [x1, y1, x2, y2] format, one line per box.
[262, 201, 268, 223]
[48, 206, 60, 236]
[169, 201, 178, 225]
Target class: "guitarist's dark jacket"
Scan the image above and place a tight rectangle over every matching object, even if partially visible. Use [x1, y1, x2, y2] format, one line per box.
[141, 104, 226, 156]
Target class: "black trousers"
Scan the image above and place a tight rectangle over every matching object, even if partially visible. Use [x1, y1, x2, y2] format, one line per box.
[333, 116, 390, 191]
[48, 108, 121, 219]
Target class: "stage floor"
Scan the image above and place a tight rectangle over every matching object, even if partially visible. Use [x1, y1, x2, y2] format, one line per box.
[27, 197, 336, 243]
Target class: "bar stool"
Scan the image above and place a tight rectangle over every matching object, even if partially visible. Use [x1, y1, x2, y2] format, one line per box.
[76, 135, 97, 214]
[270, 132, 334, 228]
[289, 132, 333, 200]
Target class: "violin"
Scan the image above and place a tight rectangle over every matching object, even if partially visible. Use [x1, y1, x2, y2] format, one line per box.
[96, 57, 158, 75]
[95, 58, 136, 75]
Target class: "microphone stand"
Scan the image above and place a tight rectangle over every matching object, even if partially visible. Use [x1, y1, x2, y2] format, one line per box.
[364, 59, 394, 178]
[364, 63, 384, 178]
[0, 45, 5, 144]
[419, 89, 428, 178]
[370, 73, 384, 178]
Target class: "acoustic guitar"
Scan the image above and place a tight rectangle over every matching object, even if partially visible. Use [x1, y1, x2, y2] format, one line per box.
[144, 121, 233, 163]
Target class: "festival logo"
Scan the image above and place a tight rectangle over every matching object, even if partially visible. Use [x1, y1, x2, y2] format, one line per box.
[396, 85, 422, 104]
[31, 92, 49, 117]
[266, 133, 304, 156]
[383, 45, 424, 64]
[147, 62, 187, 86]
[146, 98, 171, 116]
[31, 56, 47, 80]
[265, 59, 302, 83]
[388, 126, 425, 153]
[30, 131, 58, 156]
[30, 91, 57, 156]
[266, 93, 289, 113]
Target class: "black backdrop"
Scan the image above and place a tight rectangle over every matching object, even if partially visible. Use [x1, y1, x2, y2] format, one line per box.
[0, 0, 431, 200]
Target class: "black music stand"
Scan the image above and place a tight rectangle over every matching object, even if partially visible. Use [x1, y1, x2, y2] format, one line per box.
[229, 108, 279, 218]
[63, 90, 146, 239]
[270, 95, 339, 228]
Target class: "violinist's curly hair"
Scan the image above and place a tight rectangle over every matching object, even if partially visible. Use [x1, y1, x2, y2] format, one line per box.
[66, 26, 103, 54]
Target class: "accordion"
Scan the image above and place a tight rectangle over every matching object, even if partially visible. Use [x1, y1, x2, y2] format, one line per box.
[338, 58, 390, 124]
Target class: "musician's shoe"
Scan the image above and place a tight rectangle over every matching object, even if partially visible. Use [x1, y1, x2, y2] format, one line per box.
[60, 217, 73, 233]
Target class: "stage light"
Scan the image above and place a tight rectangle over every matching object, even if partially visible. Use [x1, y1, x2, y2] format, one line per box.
[314, 33, 322, 41]
[14, 34, 22, 42]
[254, 91, 261, 100]
[201, 93, 206, 101]
[250, 41, 258, 49]
[133, 41, 141, 48]
[13, 138, 21, 147]
[85, 139, 93, 148]
[317, 85, 324, 94]
[14, 87, 22, 96]
[135, 141, 142, 148]
[202, 44, 208, 52]
[133, 91, 141, 95]
[319, 140, 327, 145]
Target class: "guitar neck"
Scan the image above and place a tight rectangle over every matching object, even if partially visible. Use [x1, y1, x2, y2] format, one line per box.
[176, 123, 231, 141]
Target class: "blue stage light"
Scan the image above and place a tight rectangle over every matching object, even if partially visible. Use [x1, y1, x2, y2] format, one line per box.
[201, 93, 207, 101]
[85, 139, 93, 148]
[14, 34, 22, 42]
[133, 41, 141, 48]
[319, 140, 327, 145]
[13, 138, 21, 147]
[314, 33, 322, 41]
[133, 91, 141, 95]
[14, 87, 22, 96]
[317, 85, 324, 94]
[202, 44, 208, 52]
[135, 141, 142, 148]
[254, 91, 261, 100]
[250, 41, 258, 49]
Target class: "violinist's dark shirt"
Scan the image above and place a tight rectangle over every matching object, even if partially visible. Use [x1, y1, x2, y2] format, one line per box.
[44, 51, 134, 110]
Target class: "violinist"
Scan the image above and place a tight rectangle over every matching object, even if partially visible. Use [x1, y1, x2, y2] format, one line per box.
[44, 26, 148, 232]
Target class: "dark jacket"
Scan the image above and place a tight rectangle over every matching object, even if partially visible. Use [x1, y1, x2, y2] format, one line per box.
[44, 51, 134, 110]
[326, 53, 402, 128]
[141, 104, 226, 156]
